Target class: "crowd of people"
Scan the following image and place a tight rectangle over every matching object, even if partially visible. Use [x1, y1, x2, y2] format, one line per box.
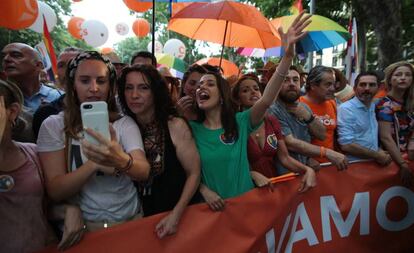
[1, 12, 413, 252]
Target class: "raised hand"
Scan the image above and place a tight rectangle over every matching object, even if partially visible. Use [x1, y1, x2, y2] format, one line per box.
[278, 11, 312, 58]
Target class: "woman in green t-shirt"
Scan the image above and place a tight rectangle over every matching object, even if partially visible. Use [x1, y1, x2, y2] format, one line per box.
[190, 12, 315, 211]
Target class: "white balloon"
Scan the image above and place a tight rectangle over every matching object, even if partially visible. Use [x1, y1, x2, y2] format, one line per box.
[81, 20, 109, 48]
[28, 1, 57, 33]
[147, 41, 163, 54]
[115, 22, 129, 36]
[163, 39, 186, 59]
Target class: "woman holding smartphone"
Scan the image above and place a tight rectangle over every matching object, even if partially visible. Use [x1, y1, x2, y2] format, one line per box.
[190, 12, 314, 211]
[117, 64, 201, 239]
[37, 51, 150, 248]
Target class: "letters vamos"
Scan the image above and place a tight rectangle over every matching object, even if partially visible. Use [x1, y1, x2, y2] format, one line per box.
[264, 186, 414, 253]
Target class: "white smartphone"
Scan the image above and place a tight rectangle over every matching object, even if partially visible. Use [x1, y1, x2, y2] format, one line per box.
[80, 101, 110, 145]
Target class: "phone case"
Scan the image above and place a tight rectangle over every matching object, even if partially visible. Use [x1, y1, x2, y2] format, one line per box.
[80, 101, 110, 145]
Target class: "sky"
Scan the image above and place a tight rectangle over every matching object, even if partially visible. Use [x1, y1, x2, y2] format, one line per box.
[66, 0, 220, 56]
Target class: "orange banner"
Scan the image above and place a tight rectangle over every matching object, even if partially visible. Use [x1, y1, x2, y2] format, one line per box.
[38, 161, 414, 253]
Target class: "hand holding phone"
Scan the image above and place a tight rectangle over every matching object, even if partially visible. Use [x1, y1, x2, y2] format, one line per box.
[80, 101, 110, 145]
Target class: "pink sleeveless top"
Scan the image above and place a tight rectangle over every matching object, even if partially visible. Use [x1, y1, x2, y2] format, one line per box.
[0, 142, 53, 253]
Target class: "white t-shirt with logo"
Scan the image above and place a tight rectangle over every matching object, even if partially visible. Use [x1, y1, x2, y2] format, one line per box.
[37, 112, 143, 222]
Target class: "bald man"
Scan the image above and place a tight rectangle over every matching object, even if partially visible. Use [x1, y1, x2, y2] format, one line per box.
[1, 42, 61, 112]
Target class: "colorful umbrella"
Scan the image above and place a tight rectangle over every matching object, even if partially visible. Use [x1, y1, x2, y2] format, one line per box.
[156, 53, 188, 76]
[238, 14, 350, 57]
[167, 1, 281, 66]
[195, 57, 240, 77]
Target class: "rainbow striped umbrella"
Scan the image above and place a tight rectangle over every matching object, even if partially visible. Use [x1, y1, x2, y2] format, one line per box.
[156, 53, 188, 74]
[238, 14, 350, 57]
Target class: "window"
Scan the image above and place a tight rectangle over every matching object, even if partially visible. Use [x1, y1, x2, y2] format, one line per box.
[332, 57, 338, 66]
[316, 59, 322, 66]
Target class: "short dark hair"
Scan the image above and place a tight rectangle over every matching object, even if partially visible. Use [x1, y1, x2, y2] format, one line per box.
[201, 64, 223, 74]
[289, 65, 302, 76]
[354, 71, 379, 86]
[130, 51, 157, 66]
[180, 64, 207, 97]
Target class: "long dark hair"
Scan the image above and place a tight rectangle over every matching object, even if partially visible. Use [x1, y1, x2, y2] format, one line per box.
[117, 64, 177, 129]
[196, 71, 238, 141]
[64, 51, 118, 139]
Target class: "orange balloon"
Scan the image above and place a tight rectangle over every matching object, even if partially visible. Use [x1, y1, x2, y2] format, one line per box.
[101, 47, 113, 54]
[132, 18, 150, 38]
[123, 0, 152, 13]
[67, 17, 84, 39]
[0, 0, 39, 30]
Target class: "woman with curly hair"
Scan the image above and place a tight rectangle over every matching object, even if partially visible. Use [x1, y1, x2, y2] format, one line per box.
[118, 64, 201, 238]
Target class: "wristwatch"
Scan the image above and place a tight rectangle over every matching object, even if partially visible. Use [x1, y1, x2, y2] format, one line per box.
[303, 114, 315, 124]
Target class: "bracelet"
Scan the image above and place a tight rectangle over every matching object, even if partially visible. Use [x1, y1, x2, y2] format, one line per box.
[275, 67, 288, 78]
[320, 146, 326, 159]
[114, 153, 133, 177]
[304, 114, 315, 124]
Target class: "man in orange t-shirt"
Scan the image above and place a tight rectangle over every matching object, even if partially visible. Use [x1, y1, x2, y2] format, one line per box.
[300, 66, 344, 167]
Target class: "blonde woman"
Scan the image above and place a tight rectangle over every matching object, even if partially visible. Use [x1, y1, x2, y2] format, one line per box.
[376, 61, 414, 186]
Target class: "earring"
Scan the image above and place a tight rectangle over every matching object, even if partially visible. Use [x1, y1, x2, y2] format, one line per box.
[11, 119, 16, 128]
[220, 98, 223, 105]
